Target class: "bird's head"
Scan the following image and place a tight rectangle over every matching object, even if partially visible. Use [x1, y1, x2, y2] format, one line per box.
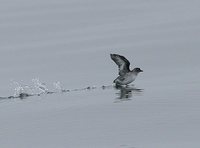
[132, 68, 143, 73]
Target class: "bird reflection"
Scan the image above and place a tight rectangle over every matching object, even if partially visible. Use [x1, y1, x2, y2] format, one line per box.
[114, 85, 143, 101]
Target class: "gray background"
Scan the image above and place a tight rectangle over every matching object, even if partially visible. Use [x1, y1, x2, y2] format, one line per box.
[0, 0, 200, 148]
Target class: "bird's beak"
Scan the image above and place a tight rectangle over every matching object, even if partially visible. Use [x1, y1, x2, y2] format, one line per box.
[140, 69, 143, 72]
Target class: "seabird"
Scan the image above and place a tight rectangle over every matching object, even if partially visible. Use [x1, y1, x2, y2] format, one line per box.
[110, 54, 143, 85]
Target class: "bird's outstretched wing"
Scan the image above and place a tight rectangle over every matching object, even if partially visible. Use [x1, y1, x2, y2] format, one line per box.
[110, 54, 131, 76]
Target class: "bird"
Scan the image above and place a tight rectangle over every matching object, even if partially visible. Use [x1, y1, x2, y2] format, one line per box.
[110, 54, 143, 85]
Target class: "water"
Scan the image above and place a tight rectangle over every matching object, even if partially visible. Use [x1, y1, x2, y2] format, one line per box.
[0, 0, 200, 148]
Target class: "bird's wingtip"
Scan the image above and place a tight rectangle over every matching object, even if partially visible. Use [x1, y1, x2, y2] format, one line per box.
[110, 53, 118, 57]
[110, 53, 114, 58]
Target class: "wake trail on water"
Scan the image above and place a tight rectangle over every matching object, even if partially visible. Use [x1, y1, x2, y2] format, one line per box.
[0, 78, 114, 100]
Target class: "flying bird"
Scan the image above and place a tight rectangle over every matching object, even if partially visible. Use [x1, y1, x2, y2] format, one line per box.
[110, 54, 143, 85]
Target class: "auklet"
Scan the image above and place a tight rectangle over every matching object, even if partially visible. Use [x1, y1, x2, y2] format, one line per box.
[110, 54, 143, 85]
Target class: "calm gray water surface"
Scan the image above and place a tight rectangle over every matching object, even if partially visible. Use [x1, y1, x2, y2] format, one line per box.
[0, 0, 200, 147]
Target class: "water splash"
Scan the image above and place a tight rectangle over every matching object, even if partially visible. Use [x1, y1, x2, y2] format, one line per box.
[32, 78, 48, 94]
[2, 80, 143, 101]
[53, 81, 65, 92]
[12, 81, 31, 97]
[10, 79, 50, 99]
